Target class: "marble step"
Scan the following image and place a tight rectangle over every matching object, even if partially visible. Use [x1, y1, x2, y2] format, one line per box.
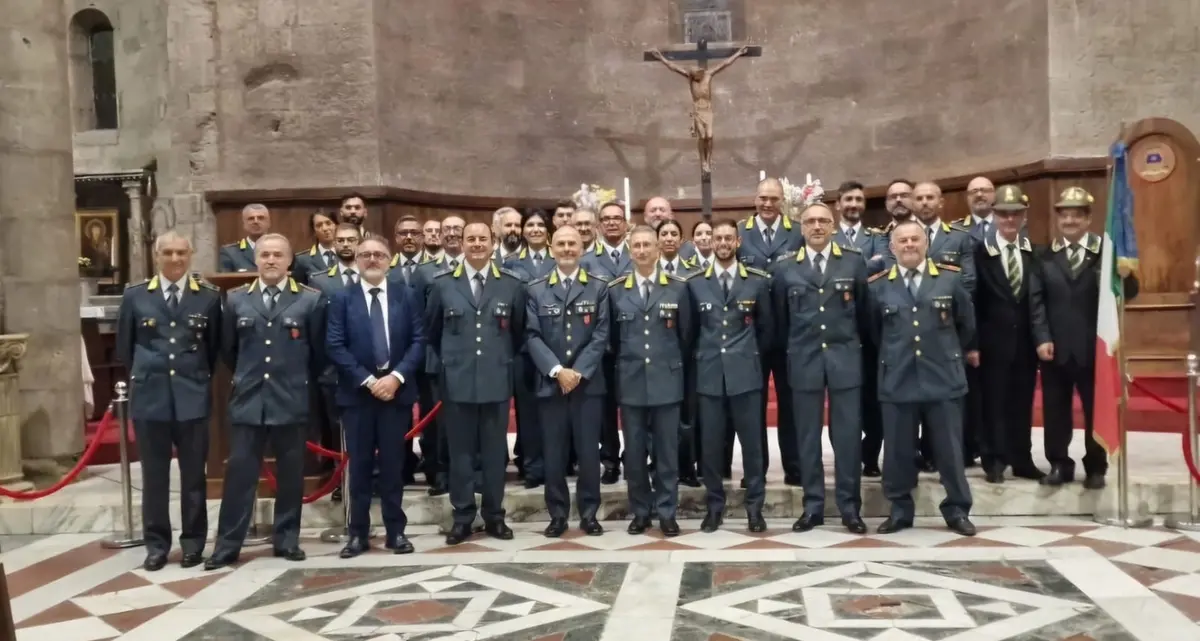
[4, 474, 1194, 535]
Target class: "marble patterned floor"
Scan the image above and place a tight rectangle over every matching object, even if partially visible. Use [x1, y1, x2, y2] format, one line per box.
[5, 518, 1200, 640]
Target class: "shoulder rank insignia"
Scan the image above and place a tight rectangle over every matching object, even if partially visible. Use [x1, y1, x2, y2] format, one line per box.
[1020, 237, 1032, 252]
[229, 282, 252, 293]
[125, 278, 150, 290]
[1086, 233, 1101, 254]
[609, 275, 629, 289]
[835, 242, 861, 254]
[745, 266, 770, 278]
[949, 221, 969, 233]
[433, 267, 454, 279]
[529, 274, 551, 286]
[497, 266, 521, 280]
[222, 241, 240, 249]
[867, 269, 889, 284]
[936, 263, 961, 272]
[958, 215, 973, 227]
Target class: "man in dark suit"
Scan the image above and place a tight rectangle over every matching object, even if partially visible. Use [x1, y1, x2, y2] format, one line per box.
[218, 204, 270, 272]
[1039, 187, 1138, 489]
[206, 234, 326, 570]
[773, 204, 870, 534]
[326, 235, 426, 558]
[525, 226, 610, 537]
[974, 185, 1054, 483]
[292, 211, 339, 284]
[833, 180, 886, 478]
[867, 220, 978, 536]
[738, 178, 802, 484]
[608, 225, 693, 536]
[582, 201, 632, 483]
[686, 219, 772, 533]
[116, 230, 221, 571]
[426, 222, 527, 546]
[956, 176, 996, 468]
[308, 223, 362, 499]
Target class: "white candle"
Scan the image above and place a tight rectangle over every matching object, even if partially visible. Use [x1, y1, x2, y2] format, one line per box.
[623, 177, 631, 221]
[759, 170, 766, 181]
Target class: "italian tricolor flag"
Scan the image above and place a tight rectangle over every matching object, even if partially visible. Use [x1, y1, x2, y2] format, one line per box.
[1094, 141, 1139, 456]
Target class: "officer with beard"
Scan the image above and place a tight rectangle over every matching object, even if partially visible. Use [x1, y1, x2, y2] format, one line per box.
[388, 215, 426, 287]
[338, 193, 369, 237]
[493, 207, 525, 265]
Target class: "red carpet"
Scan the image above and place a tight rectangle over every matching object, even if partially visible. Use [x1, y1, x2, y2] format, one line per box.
[85, 373, 1189, 465]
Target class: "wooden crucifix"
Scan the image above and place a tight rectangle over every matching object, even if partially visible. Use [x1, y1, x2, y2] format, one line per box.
[645, 39, 762, 219]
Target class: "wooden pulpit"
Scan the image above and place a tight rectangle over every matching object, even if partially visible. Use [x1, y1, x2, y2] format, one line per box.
[202, 272, 328, 498]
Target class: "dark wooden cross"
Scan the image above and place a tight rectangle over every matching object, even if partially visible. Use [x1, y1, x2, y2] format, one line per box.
[643, 39, 763, 220]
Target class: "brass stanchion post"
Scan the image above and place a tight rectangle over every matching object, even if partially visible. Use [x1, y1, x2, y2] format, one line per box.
[101, 382, 145, 549]
[1166, 353, 1200, 531]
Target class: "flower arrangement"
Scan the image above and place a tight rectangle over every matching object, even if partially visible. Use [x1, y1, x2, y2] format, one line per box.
[78, 256, 92, 269]
[779, 174, 825, 218]
[571, 183, 618, 212]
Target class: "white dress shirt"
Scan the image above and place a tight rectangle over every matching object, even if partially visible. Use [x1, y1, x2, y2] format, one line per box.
[359, 278, 406, 387]
[924, 219, 942, 245]
[997, 235, 1023, 283]
[806, 245, 832, 274]
[903, 260, 926, 290]
[695, 253, 714, 271]
[659, 256, 683, 274]
[840, 222, 862, 242]
[160, 274, 187, 303]
[713, 261, 736, 284]
[756, 216, 781, 239]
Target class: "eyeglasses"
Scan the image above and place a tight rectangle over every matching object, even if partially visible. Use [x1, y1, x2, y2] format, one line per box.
[356, 251, 389, 261]
[395, 230, 421, 237]
[801, 219, 834, 227]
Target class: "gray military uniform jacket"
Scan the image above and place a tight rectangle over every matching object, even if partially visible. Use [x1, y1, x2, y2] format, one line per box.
[881, 220, 977, 296]
[117, 274, 222, 423]
[218, 238, 257, 273]
[223, 278, 326, 426]
[425, 262, 527, 405]
[686, 262, 774, 398]
[293, 244, 337, 283]
[607, 270, 693, 407]
[773, 244, 870, 391]
[867, 261, 977, 404]
[524, 269, 611, 397]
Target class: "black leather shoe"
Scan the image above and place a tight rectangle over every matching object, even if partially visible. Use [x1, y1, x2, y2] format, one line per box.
[1040, 465, 1075, 486]
[660, 518, 681, 537]
[783, 475, 802, 487]
[1011, 465, 1047, 481]
[601, 467, 620, 485]
[947, 516, 977, 536]
[985, 464, 1005, 484]
[339, 536, 370, 558]
[792, 514, 823, 532]
[842, 515, 868, 535]
[203, 555, 235, 571]
[876, 517, 913, 534]
[580, 518, 604, 536]
[180, 552, 204, 569]
[427, 483, 448, 497]
[386, 535, 414, 554]
[1082, 473, 1107, 490]
[273, 547, 306, 562]
[544, 518, 568, 538]
[747, 511, 767, 533]
[627, 516, 651, 534]
[700, 511, 723, 533]
[143, 552, 168, 572]
[679, 473, 702, 488]
[485, 520, 514, 540]
[862, 464, 882, 478]
[445, 524, 472, 546]
[523, 478, 543, 490]
[331, 486, 343, 503]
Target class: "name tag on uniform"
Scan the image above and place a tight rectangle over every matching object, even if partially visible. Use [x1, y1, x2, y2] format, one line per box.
[932, 297, 952, 324]
[699, 301, 713, 312]
[283, 317, 301, 339]
[737, 300, 755, 325]
[658, 302, 677, 328]
[937, 251, 960, 265]
[834, 279, 854, 302]
[494, 302, 510, 329]
[143, 318, 156, 328]
[574, 302, 595, 325]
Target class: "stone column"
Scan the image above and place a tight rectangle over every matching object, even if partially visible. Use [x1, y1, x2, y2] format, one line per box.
[123, 180, 147, 282]
[0, 1, 85, 458]
[0, 336, 30, 486]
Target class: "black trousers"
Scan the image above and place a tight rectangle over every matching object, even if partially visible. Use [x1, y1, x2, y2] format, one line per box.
[1042, 359, 1107, 476]
[600, 354, 622, 471]
[316, 382, 342, 472]
[514, 355, 544, 482]
[763, 354, 796, 477]
[698, 392, 764, 514]
[417, 374, 446, 485]
[622, 404, 680, 520]
[213, 422, 305, 555]
[343, 397, 411, 539]
[541, 393, 602, 520]
[134, 419, 208, 555]
[962, 364, 983, 461]
[861, 345, 884, 469]
[444, 401, 510, 525]
[882, 400, 972, 523]
[979, 348, 1039, 470]
[678, 392, 698, 476]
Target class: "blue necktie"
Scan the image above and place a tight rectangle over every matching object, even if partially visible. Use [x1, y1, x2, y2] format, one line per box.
[369, 288, 390, 370]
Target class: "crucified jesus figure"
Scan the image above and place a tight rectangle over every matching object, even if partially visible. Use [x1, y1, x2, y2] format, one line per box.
[650, 45, 750, 175]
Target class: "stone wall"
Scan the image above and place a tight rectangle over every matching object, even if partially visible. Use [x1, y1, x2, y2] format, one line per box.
[1048, 0, 1200, 156]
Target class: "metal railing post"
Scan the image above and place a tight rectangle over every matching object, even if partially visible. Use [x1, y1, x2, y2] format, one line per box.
[101, 382, 145, 549]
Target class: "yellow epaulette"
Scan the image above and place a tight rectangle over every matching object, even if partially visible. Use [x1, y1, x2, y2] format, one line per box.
[949, 222, 970, 233]
[197, 279, 220, 291]
[839, 244, 862, 254]
[125, 279, 150, 290]
[867, 270, 889, 283]
[936, 263, 961, 272]
[298, 282, 321, 293]
[745, 267, 770, 278]
[607, 276, 627, 288]
[665, 273, 686, 282]
[590, 272, 610, 282]
[229, 283, 252, 293]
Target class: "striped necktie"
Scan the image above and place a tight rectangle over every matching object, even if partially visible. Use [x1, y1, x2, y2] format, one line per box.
[1006, 245, 1022, 295]
[1068, 244, 1084, 276]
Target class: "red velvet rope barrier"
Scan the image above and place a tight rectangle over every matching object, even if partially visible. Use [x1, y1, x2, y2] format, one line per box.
[0, 408, 116, 500]
[1126, 378, 1200, 485]
[261, 402, 443, 503]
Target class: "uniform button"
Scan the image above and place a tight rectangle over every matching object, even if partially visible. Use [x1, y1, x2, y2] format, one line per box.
[724, 306, 729, 311]
[476, 323, 482, 329]
[912, 306, 918, 312]
[721, 335, 727, 340]
[264, 373, 270, 379]
[644, 344, 650, 349]
[477, 310, 482, 315]
[822, 343, 828, 349]
[169, 321, 176, 328]
[915, 349, 922, 357]
[644, 329, 650, 335]
[818, 288, 824, 294]
[265, 356, 272, 362]
[819, 306, 825, 312]
[169, 354, 175, 360]
[644, 315, 650, 321]
[566, 350, 573, 357]
[266, 339, 272, 345]
[720, 348, 726, 353]
[567, 310, 572, 316]
[645, 357, 651, 364]
[169, 369, 175, 375]
[820, 324, 826, 331]
[914, 336, 921, 342]
[567, 335, 573, 341]
[476, 349, 482, 355]
[169, 338, 176, 344]
[912, 321, 919, 327]
[267, 322, 272, 327]
[476, 336, 482, 342]
[722, 320, 728, 326]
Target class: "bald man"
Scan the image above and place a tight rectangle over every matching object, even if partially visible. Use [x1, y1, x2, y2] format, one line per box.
[219, 204, 271, 272]
[644, 196, 697, 261]
[959, 176, 996, 242]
